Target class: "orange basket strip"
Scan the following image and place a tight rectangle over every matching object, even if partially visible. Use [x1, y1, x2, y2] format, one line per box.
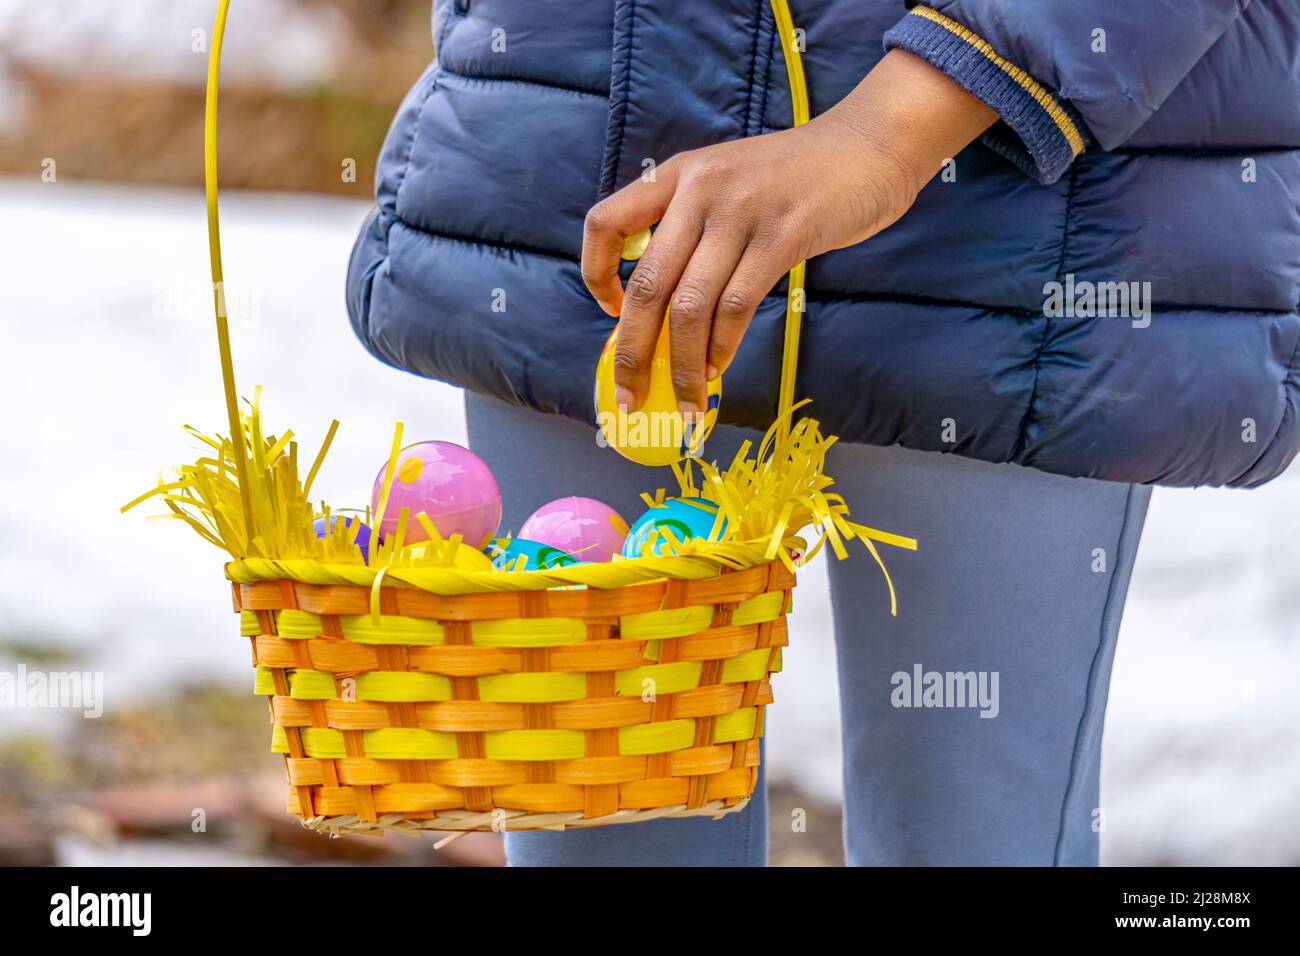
[686, 581, 736, 810]
[443, 619, 493, 812]
[581, 616, 622, 819]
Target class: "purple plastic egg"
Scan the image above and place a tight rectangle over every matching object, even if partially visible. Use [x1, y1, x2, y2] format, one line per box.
[313, 514, 372, 564]
[371, 441, 501, 549]
[518, 496, 628, 564]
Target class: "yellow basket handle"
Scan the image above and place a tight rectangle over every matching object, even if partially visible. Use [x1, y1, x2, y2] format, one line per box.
[769, 0, 811, 444]
[204, 0, 256, 545]
[203, 0, 812, 515]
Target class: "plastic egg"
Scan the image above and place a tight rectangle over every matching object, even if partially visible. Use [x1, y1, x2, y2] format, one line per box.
[453, 543, 496, 572]
[407, 541, 495, 572]
[371, 441, 501, 549]
[621, 497, 727, 558]
[313, 514, 372, 563]
[487, 538, 583, 572]
[594, 317, 722, 466]
[518, 496, 628, 563]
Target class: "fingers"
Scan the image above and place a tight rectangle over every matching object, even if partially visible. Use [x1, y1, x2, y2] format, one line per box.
[612, 203, 702, 410]
[581, 163, 680, 318]
[668, 232, 745, 415]
[707, 237, 790, 379]
[585, 148, 794, 414]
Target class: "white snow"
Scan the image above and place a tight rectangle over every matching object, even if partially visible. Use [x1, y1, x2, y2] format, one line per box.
[0, 178, 1296, 864]
[0, 0, 348, 93]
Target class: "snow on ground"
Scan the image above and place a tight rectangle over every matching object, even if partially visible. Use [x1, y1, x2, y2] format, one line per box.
[0, 0, 348, 92]
[0, 178, 1296, 864]
[53, 835, 288, 868]
[0, 179, 462, 709]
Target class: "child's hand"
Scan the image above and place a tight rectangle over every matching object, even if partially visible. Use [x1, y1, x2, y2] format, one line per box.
[581, 49, 995, 415]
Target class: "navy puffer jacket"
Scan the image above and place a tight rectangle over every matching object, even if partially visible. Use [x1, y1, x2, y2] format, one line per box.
[347, 0, 1300, 487]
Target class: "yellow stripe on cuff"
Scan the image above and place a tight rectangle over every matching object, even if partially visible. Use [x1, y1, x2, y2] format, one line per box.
[909, 5, 1085, 157]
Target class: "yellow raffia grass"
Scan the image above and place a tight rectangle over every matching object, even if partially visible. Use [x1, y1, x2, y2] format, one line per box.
[636, 399, 916, 613]
[122, 388, 488, 571]
[122, 391, 916, 612]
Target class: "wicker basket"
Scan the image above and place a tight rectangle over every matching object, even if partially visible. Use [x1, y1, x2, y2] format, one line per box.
[148, 0, 906, 841]
[235, 559, 794, 834]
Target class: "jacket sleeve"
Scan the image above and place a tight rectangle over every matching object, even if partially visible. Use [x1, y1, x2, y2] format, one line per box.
[882, 1, 1247, 184]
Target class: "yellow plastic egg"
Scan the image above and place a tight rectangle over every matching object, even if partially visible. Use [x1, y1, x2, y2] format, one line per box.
[405, 541, 495, 571]
[451, 543, 495, 572]
[594, 314, 722, 466]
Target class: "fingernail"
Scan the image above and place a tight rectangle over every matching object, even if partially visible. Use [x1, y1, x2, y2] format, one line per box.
[678, 400, 701, 419]
[615, 386, 634, 410]
[705, 362, 719, 380]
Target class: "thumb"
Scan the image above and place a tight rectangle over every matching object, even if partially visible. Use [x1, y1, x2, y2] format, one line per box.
[581, 161, 680, 315]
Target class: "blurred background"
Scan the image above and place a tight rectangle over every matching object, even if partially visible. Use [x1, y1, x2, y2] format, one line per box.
[0, 0, 1296, 867]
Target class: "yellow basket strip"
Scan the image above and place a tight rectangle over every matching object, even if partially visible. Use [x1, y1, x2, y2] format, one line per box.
[353, 672, 451, 703]
[470, 618, 588, 648]
[271, 709, 762, 762]
[477, 672, 587, 703]
[483, 729, 586, 762]
[337, 614, 445, 645]
[613, 661, 703, 698]
[253, 648, 782, 705]
[269, 710, 761, 762]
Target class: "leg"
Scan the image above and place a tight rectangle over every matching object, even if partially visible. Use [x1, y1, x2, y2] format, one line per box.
[465, 391, 769, 866]
[825, 443, 1150, 866]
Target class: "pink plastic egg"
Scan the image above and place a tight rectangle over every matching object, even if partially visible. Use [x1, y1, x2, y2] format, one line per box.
[518, 496, 628, 564]
[371, 441, 501, 549]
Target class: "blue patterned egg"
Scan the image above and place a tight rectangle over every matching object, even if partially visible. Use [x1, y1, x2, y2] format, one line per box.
[621, 497, 726, 558]
[486, 537, 582, 571]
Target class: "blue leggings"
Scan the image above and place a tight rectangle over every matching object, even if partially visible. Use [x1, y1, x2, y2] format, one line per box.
[466, 393, 1150, 866]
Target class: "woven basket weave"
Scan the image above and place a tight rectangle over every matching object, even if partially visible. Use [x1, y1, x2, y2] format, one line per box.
[234, 560, 794, 833]
[168, 0, 851, 838]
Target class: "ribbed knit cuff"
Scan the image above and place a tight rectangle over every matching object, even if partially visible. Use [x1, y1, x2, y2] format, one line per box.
[883, 5, 1088, 185]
